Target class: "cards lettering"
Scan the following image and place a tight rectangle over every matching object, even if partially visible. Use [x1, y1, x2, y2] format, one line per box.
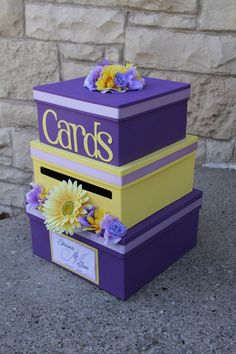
[42, 109, 113, 162]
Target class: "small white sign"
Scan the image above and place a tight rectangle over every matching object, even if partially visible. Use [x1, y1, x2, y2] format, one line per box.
[50, 232, 99, 284]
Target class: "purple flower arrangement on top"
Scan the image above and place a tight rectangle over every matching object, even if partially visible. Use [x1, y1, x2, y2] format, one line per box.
[83, 60, 145, 93]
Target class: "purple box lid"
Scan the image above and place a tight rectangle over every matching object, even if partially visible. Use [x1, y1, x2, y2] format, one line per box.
[34, 77, 190, 108]
[33, 77, 190, 120]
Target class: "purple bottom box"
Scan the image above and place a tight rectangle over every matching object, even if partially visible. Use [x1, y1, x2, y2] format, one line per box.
[27, 189, 202, 300]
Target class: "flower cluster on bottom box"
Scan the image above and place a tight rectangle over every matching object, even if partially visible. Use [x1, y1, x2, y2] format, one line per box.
[26, 180, 127, 245]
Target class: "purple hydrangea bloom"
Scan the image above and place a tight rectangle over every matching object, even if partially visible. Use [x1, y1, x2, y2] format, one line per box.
[84, 204, 95, 216]
[100, 213, 113, 230]
[26, 184, 42, 209]
[91, 65, 102, 81]
[101, 214, 127, 244]
[126, 67, 136, 80]
[83, 74, 96, 91]
[83, 65, 102, 91]
[107, 218, 127, 238]
[126, 67, 145, 91]
[114, 72, 128, 90]
[78, 216, 91, 227]
[99, 59, 109, 66]
[128, 78, 145, 90]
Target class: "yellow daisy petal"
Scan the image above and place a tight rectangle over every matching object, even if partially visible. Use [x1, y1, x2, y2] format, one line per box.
[44, 180, 89, 235]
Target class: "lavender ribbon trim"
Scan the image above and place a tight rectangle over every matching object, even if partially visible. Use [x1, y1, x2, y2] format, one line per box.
[30, 142, 197, 187]
[33, 88, 190, 120]
[123, 142, 197, 185]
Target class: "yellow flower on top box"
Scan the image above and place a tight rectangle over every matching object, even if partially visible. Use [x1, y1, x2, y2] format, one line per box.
[31, 135, 197, 229]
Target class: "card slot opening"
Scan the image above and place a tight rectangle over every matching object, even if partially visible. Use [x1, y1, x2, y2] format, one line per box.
[40, 167, 112, 199]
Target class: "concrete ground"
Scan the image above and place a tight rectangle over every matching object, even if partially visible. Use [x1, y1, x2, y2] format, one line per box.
[0, 167, 235, 354]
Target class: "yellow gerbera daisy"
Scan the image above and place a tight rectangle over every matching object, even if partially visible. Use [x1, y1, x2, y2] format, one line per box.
[43, 180, 89, 235]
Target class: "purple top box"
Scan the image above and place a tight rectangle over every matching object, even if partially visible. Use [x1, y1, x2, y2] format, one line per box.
[34, 77, 190, 166]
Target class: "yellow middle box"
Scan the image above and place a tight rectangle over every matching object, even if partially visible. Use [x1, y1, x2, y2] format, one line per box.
[31, 135, 197, 229]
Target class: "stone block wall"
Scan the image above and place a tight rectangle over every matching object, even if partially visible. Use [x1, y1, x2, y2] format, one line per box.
[0, 0, 235, 215]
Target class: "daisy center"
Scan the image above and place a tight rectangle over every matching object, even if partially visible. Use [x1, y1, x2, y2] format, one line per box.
[62, 201, 74, 216]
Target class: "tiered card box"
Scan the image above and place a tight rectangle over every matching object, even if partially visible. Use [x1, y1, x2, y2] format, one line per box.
[27, 76, 202, 300]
